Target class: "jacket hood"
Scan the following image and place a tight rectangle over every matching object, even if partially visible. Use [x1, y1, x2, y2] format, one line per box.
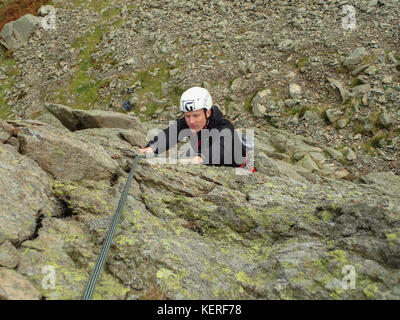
[208, 105, 224, 126]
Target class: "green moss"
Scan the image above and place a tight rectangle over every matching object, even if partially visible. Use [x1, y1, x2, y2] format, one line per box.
[295, 57, 309, 70]
[328, 250, 348, 265]
[370, 133, 388, 149]
[71, 0, 111, 12]
[350, 78, 364, 88]
[169, 86, 186, 106]
[386, 232, 398, 246]
[101, 8, 121, 19]
[114, 234, 137, 246]
[320, 210, 332, 222]
[363, 283, 379, 299]
[156, 267, 196, 299]
[244, 92, 258, 113]
[386, 233, 398, 240]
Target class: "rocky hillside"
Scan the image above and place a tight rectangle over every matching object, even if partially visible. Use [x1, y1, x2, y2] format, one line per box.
[0, 0, 399, 299]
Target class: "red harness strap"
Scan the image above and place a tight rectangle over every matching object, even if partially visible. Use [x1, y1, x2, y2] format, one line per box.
[238, 152, 256, 173]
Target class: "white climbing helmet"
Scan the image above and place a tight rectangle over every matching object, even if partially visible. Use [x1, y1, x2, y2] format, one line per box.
[180, 87, 212, 112]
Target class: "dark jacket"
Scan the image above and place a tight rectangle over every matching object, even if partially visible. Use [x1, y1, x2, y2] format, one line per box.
[145, 106, 248, 167]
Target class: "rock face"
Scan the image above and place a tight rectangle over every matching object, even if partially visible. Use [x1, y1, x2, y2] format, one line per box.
[17, 121, 120, 181]
[1, 0, 400, 300]
[1, 114, 399, 300]
[0, 268, 42, 300]
[0, 142, 51, 244]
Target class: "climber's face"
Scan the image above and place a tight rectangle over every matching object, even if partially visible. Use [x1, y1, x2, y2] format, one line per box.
[184, 109, 211, 133]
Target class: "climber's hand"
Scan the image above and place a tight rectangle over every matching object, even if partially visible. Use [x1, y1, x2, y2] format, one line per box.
[180, 156, 203, 165]
[139, 146, 154, 154]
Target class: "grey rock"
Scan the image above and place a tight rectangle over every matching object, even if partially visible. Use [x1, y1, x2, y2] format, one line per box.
[297, 155, 319, 172]
[351, 65, 369, 76]
[230, 78, 247, 92]
[251, 89, 271, 117]
[0, 14, 42, 50]
[293, 151, 306, 161]
[0, 241, 19, 268]
[364, 123, 374, 133]
[327, 78, 350, 103]
[302, 111, 321, 122]
[379, 109, 392, 127]
[36, 113, 68, 131]
[337, 118, 349, 128]
[284, 99, 298, 107]
[344, 147, 357, 161]
[343, 47, 366, 67]
[0, 141, 50, 244]
[278, 39, 296, 52]
[17, 122, 120, 181]
[289, 83, 302, 100]
[352, 84, 371, 97]
[45, 104, 144, 133]
[326, 109, 344, 123]
[382, 75, 392, 84]
[364, 66, 377, 75]
[238, 61, 247, 74]
[325, 147, 344, 161]
[0, 268, 41, 300]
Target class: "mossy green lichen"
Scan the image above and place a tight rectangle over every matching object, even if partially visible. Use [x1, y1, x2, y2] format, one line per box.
[363, 283, 379, 299]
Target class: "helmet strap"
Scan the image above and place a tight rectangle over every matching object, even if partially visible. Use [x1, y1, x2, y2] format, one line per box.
[203, 108, 210, 128]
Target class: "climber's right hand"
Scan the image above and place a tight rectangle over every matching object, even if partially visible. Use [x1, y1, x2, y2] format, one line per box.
[139, 146, 154, 154]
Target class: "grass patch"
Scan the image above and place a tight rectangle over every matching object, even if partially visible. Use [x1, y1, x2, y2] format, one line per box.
[133, 63, 171, 96]
[70, 0, 111, 12]
[350, 78, 365, 88]
[0, 49, 19, 119]
[169, 86, 185, 106]
[0, 104, 12, 119]
[101, 7, 120, 19]
[244, 91, 260, 113]
[128, 63, 172, 117]
[49, 25, 111, 109]
[362, 142, 376, 157]
[361, 55, 376, 65]
[370, 132, 388, 149]
[353, 121, 365, 134]
[295, 57, 309, 70]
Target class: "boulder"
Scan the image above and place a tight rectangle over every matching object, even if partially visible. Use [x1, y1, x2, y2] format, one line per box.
[251, 89, 270, 117]
[327, 77, 350, 103]
[0, 14, 42, 50]
[343, 47, 366, 66]
[325, 147, 344, 161]
[17, 122, 119, 181]
[379, 109, 392, 127]
[326, 109, 344, 123]
[44, 103, 144, 133]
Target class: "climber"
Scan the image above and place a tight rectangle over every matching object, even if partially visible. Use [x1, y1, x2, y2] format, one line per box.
[139, 87, 255, 172]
